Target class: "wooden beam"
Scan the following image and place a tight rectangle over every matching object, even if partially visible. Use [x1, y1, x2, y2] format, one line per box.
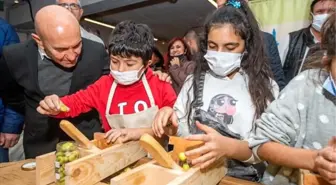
[64, 141, 146, 185]
[36, 152, 56, 185]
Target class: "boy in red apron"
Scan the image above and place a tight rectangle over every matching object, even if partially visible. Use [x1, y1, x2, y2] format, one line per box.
[37, 20, 177, 143]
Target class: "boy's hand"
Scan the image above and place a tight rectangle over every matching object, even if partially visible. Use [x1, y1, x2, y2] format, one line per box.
[153, 71, 172, 84]
[37, 94, 69, 116]
[104, 128, 140, 144]
[152, 106, 178, 138]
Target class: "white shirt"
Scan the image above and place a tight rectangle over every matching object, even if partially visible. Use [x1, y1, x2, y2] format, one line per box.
[80, 26, 105, 46]
[175, 71, 279, 139]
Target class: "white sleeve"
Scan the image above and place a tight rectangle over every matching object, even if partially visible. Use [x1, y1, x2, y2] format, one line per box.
[279, 34, 290, 67]
[174, 76, 194, 137]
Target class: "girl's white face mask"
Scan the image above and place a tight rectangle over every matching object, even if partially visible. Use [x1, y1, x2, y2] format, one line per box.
[110, 66, 144, 85]
[204, 50, 242, 77]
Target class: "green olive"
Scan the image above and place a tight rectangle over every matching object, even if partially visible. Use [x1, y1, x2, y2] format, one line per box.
[61, 142, 74, 152]
[178, 152, 187, 162]
[56, 152, 64, 157]
[59, 166, 64, 173]
[59, 176, 65, 183]
[56, 156, 63, 162]
[68, 154, 77, 162]
[72, 150, 80, 158]
[182, 163, 190, 171]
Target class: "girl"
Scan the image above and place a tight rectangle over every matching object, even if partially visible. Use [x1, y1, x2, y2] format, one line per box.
[166, 37, 195, 94]
[37, 20, 176, 143]
[197, 13, 336, 185]
[153, 0, 278, 182]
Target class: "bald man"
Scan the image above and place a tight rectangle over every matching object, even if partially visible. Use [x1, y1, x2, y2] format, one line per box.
[0, 5, 109, 158]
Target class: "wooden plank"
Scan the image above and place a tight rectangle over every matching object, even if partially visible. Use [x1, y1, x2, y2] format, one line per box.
[110, 162, 182, 185]
[36, 152, 56, 185]
[0, 159, 35, 185]
[64, 141, 146, 185]
[219, 176, 261, 185]
[168, 159, 226, 185]
[303, 174, 329, 185]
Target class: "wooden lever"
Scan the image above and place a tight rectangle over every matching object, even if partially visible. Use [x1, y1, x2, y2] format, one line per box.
[60, 120, 100, 152]
[140, 134, 181, 170]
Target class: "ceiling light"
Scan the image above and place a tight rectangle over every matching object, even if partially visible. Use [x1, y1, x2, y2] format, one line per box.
[84, 18, 159, 41]
[84, 18, 115, 29]
[14, 0, 20, 3]
[207, 0, 217, 7]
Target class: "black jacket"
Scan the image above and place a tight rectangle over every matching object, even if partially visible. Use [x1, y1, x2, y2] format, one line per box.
[262, 31, 286, 90]
[283, 27, 315, 84]
[0, 38, 109, 158]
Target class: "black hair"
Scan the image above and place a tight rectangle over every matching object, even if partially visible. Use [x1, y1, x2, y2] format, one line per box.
[186, 0, 275, 125]
[108, 20, 154, 65]
[152, 47, 164, 68]
[311, 0, 320, 12]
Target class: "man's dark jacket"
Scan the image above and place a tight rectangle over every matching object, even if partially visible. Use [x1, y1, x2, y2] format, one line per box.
[0, 38, 109, 158]
[262, 32, 286, 89]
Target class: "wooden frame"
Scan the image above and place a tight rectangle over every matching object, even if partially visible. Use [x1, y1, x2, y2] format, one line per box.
[299, 170, 329, 185]
[110, 158, 226, 185]
[110, 135, 227, 185]
[36, 138, 146, 185]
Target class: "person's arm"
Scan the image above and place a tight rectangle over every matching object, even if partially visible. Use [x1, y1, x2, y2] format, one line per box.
[248, 71, 313, 167]
[173, 76, 194, 137]
[264, 33, 286, 89]
[169, 61, 195, 89]
[258, 142, 317, 171]
[0, 53, 25, 115]
[55, 76, 106, 118]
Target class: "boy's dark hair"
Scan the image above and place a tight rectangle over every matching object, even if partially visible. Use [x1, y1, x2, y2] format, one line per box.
[108, 20, 154, 65]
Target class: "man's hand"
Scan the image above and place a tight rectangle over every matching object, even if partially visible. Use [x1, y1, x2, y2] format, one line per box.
[153, 70, 172, 84]
[0, 133, 20, 148]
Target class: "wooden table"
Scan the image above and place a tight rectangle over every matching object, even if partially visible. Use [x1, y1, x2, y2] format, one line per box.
[0, 159, 260, 185]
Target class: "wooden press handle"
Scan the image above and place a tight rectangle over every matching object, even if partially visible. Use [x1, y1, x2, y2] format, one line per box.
[140, 134, 181, 170]
[60, 120, 97, 150]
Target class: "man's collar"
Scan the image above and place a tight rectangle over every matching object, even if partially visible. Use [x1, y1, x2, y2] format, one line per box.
[38, 47, 51, 60]
[323, 74, 336, 96]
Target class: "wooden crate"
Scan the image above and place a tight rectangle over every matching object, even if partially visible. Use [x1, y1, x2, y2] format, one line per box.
[36, 137, 146, 185]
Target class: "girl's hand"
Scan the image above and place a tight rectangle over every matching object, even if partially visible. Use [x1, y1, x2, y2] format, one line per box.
[185, 122, 228, 169]
[152, 106, 178, 138]
[104, 128, 141, 144]
[37, 94, 69, 115]
[314, 137, 336, 184]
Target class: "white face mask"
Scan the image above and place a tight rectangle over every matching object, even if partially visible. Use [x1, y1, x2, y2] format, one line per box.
[204, 50, 242, 77]
[110, 66, 144, 85]
[312, 13, 329, 32]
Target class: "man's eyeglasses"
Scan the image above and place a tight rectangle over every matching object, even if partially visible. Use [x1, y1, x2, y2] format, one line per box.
[58, 3, 81, 10]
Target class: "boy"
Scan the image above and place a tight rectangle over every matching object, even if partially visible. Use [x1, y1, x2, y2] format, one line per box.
[37, 20, 176, 143]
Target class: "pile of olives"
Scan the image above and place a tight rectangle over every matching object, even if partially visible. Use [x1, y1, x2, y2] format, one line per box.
[55, 142, 80, 185]
[178, 152, 190, 171]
